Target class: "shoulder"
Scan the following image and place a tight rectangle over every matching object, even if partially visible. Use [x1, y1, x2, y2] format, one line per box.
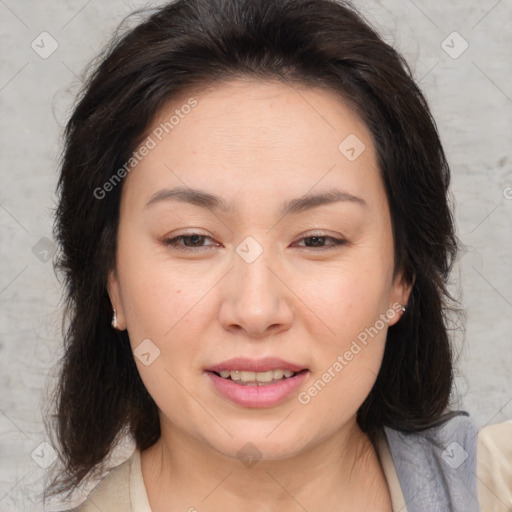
[476, 420, 512, 511]
[66, 452, 135, 512]
[383, 413, 480, 510]
[384, 415, 512, 510]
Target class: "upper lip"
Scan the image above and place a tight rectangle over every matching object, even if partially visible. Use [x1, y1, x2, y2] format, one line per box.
[205, 357, 307, 373]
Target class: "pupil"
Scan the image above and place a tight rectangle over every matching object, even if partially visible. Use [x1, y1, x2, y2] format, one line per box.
[308, 236, 324, 247]
[185, 235, 203, 246]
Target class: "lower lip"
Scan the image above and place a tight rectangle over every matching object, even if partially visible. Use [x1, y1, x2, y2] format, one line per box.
[205, 370, 309, 408]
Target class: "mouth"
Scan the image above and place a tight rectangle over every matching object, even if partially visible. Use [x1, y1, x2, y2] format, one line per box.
[204, 357, 310, 407]
[209, 368, 309, 386]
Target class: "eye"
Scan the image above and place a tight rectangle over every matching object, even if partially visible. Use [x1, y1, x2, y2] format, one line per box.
[293, 234, 347, 250]
[162, 232, 347, 253]
[163, 233, 220, 252]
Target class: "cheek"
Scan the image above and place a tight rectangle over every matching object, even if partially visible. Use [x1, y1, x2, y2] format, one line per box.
[297, 255, 392, 411]
[115, 230, 215, 343]
[116, 251, 213, 422]
[300, 258, 393, 340]
[301, 310, 388, 427]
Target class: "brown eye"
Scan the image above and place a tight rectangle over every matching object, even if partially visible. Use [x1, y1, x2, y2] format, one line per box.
[163, 233, 220, 251]
[293, 235, 347, 250]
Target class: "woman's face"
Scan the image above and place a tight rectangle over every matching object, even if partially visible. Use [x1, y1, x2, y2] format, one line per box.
[108, 79, 410, 459]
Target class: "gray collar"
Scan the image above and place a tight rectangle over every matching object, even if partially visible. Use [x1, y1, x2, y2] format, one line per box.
[383, 413, 481, 512]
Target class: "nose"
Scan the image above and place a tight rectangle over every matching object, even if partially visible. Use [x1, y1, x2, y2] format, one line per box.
[218, 245, 293, 338]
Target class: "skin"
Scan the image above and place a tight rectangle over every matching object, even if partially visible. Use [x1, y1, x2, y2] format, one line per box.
[108, 78, 411, 511]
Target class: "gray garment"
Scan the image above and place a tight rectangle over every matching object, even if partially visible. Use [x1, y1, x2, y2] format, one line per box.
[384, 412, 481, 512]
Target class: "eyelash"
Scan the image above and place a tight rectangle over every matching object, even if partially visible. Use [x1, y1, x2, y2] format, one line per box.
[162, 232, 347, 252]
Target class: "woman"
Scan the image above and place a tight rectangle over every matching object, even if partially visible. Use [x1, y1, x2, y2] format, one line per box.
[45, 0, 512, 510]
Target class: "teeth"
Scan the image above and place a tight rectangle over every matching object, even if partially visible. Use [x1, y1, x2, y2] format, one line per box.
[217, 369, 297, 383]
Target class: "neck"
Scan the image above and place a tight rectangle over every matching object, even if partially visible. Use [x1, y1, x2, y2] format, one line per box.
[140, 418, 392, 511]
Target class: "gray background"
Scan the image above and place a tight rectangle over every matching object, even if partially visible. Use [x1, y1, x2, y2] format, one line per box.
[0, 1, 511, 510]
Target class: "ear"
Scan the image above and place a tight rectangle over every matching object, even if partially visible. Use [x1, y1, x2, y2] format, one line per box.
[107, 270, 127, 330]
[387, 271, 414, 327]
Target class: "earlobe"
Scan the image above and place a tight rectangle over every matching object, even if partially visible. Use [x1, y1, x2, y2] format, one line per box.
[107, 270, 127, 331]
[388, 272, 414, 327]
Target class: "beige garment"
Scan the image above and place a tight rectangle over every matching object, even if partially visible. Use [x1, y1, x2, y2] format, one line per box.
[476, 420, 512, 511]
[69, 421, 512, 512]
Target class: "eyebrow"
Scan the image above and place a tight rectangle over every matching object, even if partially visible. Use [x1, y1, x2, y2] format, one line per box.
[144, 186, 366, 215]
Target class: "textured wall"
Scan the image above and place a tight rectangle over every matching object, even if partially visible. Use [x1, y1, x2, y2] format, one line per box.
[0, 1, 510, 510]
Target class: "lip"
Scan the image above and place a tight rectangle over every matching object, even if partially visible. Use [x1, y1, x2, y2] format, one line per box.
[205, 357, 306, 373]
[205, 369, 309, 408]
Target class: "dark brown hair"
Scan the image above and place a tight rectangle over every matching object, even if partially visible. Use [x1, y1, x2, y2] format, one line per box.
[46, 0, 461, 498]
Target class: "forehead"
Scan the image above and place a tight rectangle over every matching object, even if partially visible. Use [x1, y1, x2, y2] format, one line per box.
[122, 78, 383, 211]
[148, 78, 369, 152]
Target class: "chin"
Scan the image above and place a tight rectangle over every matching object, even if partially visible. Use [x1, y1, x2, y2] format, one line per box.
[200, 421, 315, 463]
